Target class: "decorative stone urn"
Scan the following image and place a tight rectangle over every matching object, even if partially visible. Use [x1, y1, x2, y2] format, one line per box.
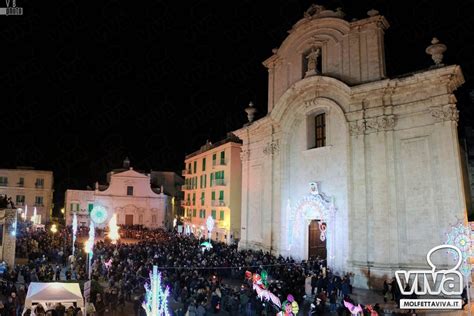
[426, 37, 447, 67]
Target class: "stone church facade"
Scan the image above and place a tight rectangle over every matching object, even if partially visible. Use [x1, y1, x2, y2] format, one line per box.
[233, 5, 466, 288]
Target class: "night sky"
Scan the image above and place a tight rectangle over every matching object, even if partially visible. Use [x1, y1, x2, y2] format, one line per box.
[1, 0, 474, 215]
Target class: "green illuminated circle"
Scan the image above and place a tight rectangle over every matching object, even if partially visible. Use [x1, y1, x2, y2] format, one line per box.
[90, 205, 108, 224]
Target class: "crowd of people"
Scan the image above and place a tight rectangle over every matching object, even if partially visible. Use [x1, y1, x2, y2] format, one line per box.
[8, 223, 391, 315]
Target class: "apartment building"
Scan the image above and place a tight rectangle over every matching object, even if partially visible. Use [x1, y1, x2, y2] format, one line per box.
[182, 133, 242, 243]
[0, 167, 54, 224]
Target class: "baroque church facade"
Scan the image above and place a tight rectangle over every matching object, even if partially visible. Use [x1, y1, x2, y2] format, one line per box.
[233, 5, 466, 288]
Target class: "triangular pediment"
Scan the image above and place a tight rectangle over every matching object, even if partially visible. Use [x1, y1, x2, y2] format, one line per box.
[112, 169, 148, 179]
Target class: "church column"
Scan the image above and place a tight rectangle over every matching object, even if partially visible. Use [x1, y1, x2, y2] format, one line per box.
[239, 128, 251, 249]
[348, 117, 369, 286]
[364, 114, 396, 287]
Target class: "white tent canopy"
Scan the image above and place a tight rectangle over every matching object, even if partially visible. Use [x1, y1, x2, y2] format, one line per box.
[24, 282, 84, 313]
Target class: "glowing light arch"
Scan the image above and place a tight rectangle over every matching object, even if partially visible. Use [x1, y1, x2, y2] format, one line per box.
[287, 182, 336, 258]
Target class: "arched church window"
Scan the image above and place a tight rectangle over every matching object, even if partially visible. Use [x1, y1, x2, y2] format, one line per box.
[303, 47, 321, 78]
[307, 112, 326, 149]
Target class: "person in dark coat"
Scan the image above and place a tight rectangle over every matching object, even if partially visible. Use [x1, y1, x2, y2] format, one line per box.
[94, 294, 106, 316]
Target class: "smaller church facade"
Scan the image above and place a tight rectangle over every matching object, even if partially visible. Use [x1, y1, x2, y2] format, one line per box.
[65, 166, 169, 229]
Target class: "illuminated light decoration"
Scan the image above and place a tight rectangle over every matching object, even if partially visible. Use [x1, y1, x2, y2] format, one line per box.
[84, 221, 95, 255]
[50, 224, 58, 234]
[446, 222, 472, 277]
[105, 258, 113, 270]
[200, 241, 213, 253]
[22, 205, 27, 220]
[107, 214, 120, 244]
[173, 218, 177, 228]
[72, 213, 78, 256]
[287, 182, 336, 251]
[90, 205, 108, 225]
[84, 221, 95, 280]
[32, 207, 37, 224]
[206, 215, 215, 242]
[343, 300, 363, 315]
[245, 271, 281, 309]
[142, 266, 170, 316]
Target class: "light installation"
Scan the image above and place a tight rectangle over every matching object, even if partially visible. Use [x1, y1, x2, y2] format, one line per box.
[72, 213, 77, 256]
[206, 215, 215, 242]
[90, 205, 108, 225]
[50, 224, 57, 234]
[107, 214, 120, 244]
[11, 209, 18, 236]
[200, 241, 213, 253]
[446, 222, 472, 277]
[32, 207, 37, 224]
[245, 271, 281, 309]
[446, 221, 472, 315]
[142, 266, 170, 316]
[84, 221, 95, 280]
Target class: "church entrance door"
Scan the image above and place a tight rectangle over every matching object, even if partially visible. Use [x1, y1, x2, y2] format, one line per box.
[125, 214, 134, 226]
[308, 220, 327, 260]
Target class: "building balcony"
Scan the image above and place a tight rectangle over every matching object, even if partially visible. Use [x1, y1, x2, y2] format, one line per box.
[182, 185, 193, 190]
[211, 200, 226, 207]
[211, 179, 225, 186]
[0, 182, 8, 187]
[35, 184, 44, 189]
[181, 200, 191, 206]
[212, 159, 227, 167]
[182, 169, 192, 176]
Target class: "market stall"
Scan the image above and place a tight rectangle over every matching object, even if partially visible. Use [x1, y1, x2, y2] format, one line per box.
[23, 282, 84, 315]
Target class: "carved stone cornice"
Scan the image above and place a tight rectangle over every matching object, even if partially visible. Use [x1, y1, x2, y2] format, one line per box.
[349, 120, 366, 136]
[349, 115, 395, 136]
[430, 104, 459, 123]
[240, 149, 250, 162]
[366, 115, 395, 133]
[263, 140, 280, 156]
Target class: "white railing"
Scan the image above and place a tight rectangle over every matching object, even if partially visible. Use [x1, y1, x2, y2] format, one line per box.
[211, 179, 225, 186]
[211, 200, 225, 206]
